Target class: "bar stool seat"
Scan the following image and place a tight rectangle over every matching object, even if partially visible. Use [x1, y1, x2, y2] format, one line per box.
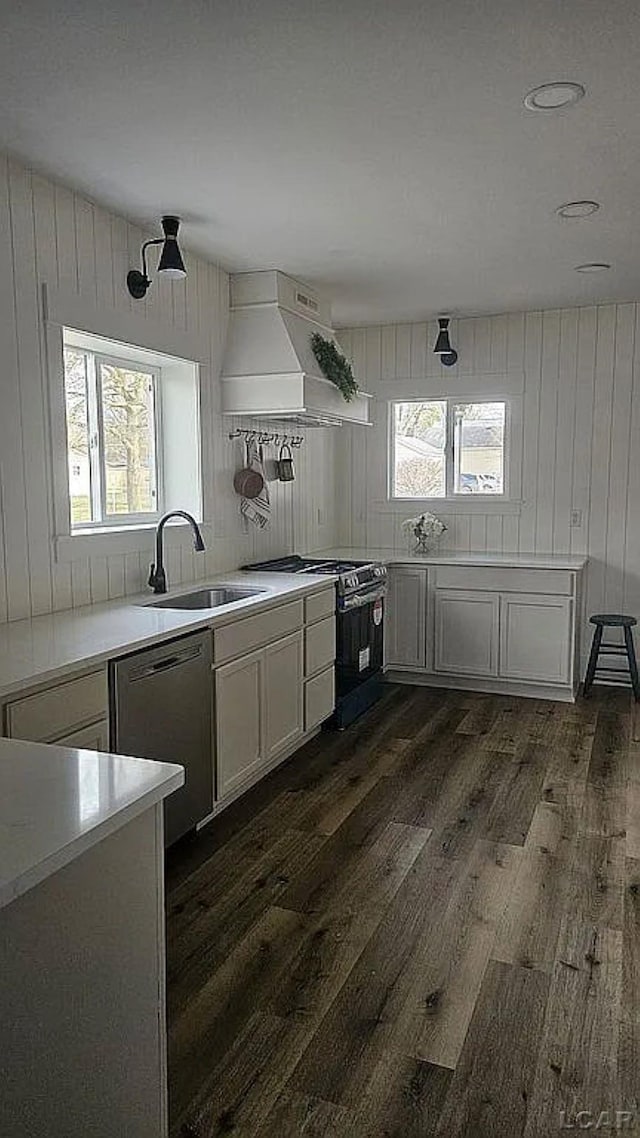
[583, 613, 640, 700]
[590, 613, 636, 628]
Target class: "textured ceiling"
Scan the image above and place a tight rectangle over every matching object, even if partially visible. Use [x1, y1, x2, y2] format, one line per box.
[1, 0, 639, 324]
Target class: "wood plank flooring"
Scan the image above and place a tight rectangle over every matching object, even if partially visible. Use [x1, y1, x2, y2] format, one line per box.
[166, 684, 639, 1137]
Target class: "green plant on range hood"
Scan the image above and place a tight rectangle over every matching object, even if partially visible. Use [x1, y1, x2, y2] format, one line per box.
[310, 332, 359, 402]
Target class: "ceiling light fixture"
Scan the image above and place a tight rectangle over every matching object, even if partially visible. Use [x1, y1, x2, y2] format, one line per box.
[433, 317, 458, 367]
[574, 262, 611, 273]
[556, 200, 600, 219]
[127, 215, 187, 299]
[523, 82, 585, 111]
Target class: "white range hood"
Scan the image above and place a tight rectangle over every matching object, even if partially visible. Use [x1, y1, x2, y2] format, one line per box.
[220, 270, 371, 426]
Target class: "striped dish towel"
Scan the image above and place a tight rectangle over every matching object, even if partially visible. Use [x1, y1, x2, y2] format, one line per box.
[240, 440, 271, 528]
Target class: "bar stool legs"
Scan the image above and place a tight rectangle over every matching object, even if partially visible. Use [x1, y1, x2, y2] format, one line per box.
[623, 624, 640, 700]
[583, 624, 603, 697]
[583, 613, 640, 700]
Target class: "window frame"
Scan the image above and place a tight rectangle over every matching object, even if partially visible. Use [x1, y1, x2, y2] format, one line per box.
[388, 396, 513, 503]
[44, 286, 209, 563]
[64, 346, 164, 532]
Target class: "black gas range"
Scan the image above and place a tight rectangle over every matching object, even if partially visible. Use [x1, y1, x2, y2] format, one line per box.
[242, 555, 387, 727]
[242, 554, 386, 606]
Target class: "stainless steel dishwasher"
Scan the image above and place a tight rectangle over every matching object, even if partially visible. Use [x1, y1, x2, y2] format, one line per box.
[110, 630, 213, 846]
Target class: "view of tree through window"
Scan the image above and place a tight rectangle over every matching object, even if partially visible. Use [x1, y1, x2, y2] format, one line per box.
[63, 345, 160, 527]
[393, 400, 446, 497]
[64, 348, 92, 524]
[100, 364, 156, 516]
[392, 399, 506, 498]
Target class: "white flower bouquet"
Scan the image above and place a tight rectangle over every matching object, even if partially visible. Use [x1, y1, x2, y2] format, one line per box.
[401, 511, 447, 554]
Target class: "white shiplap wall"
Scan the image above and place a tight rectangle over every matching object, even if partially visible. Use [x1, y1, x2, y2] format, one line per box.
[0, 153, 337, 622]
[338, 306, 640, 664]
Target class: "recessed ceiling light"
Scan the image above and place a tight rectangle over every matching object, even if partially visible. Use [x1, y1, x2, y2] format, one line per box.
[556, 200, 600, 219]
[574, 262, 611, 273]
[523, 82, 585, 111]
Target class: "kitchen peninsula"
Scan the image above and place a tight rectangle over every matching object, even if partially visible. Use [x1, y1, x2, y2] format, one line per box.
[0, 737, 183, 1138]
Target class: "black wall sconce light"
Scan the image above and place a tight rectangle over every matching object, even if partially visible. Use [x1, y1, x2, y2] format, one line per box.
[127, 215, 187, 299]
[433, 317, 458, 367]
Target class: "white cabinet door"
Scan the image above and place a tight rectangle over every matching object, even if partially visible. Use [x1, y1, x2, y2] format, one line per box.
[264, 631, 303, 761]
[215, 648, 263, 800]
[386, 568, 427, 669]
[305, 666, 335, 731]
[53, 719, 110, 751]
[500, 593, 572, 683]
[435, 589, 499, 677]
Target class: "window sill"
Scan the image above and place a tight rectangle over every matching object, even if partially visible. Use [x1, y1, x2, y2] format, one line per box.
[55, 520, 209, 562]
[383, 498, 523, 515]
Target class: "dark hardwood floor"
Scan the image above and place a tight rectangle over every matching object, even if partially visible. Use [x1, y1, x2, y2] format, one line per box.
[165, 683, 640, 1137]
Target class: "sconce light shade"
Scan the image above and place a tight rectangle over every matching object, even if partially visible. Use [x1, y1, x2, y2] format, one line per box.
[157, 216, 186, 278]
[434, 317, 452, 355]
[127, 215, 186, 299]
[433, 317, 458, 367]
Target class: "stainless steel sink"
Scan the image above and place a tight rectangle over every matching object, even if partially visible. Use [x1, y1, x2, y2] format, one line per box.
[146, 586, 266, 610]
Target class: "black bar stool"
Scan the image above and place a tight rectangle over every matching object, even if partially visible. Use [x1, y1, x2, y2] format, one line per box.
[583, 614, 640, 700]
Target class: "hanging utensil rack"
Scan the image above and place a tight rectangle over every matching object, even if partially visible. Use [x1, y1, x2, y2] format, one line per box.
[228, 427, 304, 447]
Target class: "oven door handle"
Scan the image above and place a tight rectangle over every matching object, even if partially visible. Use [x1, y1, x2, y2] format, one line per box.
[339, 586, 387, 611]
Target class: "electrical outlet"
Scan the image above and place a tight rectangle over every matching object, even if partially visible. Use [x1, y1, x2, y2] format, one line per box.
[570, 509, 583, 527]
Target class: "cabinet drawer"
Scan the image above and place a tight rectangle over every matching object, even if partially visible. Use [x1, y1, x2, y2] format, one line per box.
[305, 587, 336, 625]
[214, 600, 303, 665]
[305, 666, 335, 731]
[5, 670, 108, 744]
[305, 615, 336, 678]
[434, 566, 573, 596]
[53, 719, 110, 752]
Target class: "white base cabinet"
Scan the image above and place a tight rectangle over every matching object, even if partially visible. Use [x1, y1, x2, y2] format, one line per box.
[386, 562, 581, 701]
[212, 589, 336, 806]
[215, 631, 303, 801]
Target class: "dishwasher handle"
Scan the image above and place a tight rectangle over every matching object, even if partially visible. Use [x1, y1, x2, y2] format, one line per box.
[128, 642, 203, 681]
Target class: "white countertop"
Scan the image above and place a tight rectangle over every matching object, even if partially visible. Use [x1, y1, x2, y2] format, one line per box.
[0, 551, 587, 701]
[312, 547, 588, 571]
[0, 737, 183, 910]
[0, 571, 337, 700]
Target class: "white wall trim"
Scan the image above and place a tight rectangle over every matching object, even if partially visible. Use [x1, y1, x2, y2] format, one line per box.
[374, 372, 525, 398]
[43, 283, 210, 365]
[371, 498, 523, 516]
[54, 521, 214, 563]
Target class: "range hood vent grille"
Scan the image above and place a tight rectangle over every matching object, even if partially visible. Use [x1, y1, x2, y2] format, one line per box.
[294, 289, 319, 314]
